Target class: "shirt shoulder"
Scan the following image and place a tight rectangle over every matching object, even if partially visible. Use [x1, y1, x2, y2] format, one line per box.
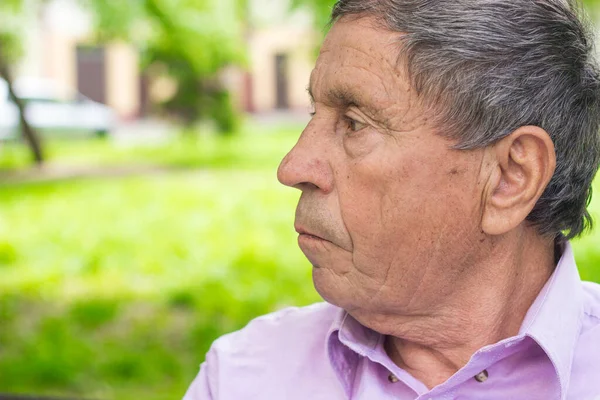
[579, 281, 600, 344]
[581, 280, 600, 322]
[211, 302, 339, 357]
[197, 302, 344, 399]
[568, 281, 600, 399]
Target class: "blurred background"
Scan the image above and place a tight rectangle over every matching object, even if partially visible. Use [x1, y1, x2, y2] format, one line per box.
[0, 0, 598, 399]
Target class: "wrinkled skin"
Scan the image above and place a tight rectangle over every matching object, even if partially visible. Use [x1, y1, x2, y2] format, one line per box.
[277, 16, 556, 387]
[278, 16, 489, 328]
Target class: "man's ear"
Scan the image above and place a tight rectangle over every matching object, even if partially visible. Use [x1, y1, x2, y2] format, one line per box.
[481, 126, 556, 236]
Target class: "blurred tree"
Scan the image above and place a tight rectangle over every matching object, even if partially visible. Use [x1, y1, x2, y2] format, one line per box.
[84, 0, 247, 134]
[291, 0, 334, 33]
[584, 0, 600, 9]
[0, 0, 45, 164]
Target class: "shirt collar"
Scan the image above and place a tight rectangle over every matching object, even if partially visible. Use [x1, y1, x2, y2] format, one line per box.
[326, 242, 584, 398]
[326, 309, 360, 398]
[518, 241, 584, 397]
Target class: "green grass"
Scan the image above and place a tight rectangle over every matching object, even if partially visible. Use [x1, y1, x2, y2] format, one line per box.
[0, 122, 302, 172]
[0, 171, 321, 399]
[0, 127, 598, 399]
[0, 126, 321, 399]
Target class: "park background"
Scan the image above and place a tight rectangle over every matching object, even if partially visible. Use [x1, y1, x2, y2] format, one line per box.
[0, 0, 599, 399]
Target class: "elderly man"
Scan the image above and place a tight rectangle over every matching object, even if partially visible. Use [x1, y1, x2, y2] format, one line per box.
[184, 1, 600, 399]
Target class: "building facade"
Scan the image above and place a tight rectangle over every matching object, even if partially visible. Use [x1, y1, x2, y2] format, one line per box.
[14, 0, 316, 120]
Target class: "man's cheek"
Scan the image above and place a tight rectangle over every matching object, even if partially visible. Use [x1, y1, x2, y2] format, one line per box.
[343, 130, 384, 159]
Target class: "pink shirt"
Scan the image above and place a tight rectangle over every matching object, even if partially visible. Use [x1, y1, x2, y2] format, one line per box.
[184, 244, 600, 399]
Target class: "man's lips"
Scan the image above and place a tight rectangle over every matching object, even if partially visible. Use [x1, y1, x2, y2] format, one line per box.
[295, 226, 329, 242]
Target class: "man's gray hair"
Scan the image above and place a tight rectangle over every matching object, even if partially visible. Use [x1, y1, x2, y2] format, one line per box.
[331, 0, 600, 240]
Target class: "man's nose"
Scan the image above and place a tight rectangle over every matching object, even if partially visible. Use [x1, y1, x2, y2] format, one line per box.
[277, 128, 333, 193]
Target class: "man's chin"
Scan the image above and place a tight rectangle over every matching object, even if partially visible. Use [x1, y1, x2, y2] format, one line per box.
[312, 267, 336, 303]
[311, 266, 353, 308]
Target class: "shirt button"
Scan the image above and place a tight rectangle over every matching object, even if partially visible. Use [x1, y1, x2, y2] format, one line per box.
[474, 370, 489, 383]
[388, 373, 399, 383]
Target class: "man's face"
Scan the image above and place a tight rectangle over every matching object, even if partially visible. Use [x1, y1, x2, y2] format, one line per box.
[278, 16, 489, 328]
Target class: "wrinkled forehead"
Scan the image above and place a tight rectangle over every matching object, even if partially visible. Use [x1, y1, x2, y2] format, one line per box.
[309, 16, 411, 110]
[321, 16, 400, 61]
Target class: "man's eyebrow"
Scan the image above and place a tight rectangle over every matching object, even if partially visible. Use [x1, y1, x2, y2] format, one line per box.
[328, 87, 362, 108]
[306, 83, 364, 109]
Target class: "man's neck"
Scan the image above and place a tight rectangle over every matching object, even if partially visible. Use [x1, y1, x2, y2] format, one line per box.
[383, 229, 556, 389]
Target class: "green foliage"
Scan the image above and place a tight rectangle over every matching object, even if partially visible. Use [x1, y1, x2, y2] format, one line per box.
[0, 127, 319, 398]
[84, 0, 246, 132]
[207, 90, 239, 133]
[70, 299, 120, 329]
[583, 0, 600, 10]
[292, 0, 336, 32]
[84, 0, 147, 41]
[0, 0, 28, 64]
[0, 240, 18, 265]
[0, 32, 23, 65]
[87, 0, 246, 73]
[157, 65, 240, 132]
[0, 170, 319, 397]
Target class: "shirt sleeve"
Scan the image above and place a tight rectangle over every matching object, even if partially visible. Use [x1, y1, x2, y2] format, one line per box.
[183, 360, 214, 400]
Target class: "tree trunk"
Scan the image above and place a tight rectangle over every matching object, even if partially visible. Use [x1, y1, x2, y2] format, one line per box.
[0, 51, 44, 165]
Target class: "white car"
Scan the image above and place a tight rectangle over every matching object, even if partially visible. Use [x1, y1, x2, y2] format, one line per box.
[0, 78, 117, 140]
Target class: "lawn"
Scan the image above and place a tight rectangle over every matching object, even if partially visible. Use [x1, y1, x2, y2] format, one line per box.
[0, 122, 302, 173]
[0, 126, 598, 399]
[0, 126, 321, 399]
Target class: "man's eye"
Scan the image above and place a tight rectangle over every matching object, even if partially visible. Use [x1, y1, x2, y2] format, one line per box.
[346, 117, 367, 132]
